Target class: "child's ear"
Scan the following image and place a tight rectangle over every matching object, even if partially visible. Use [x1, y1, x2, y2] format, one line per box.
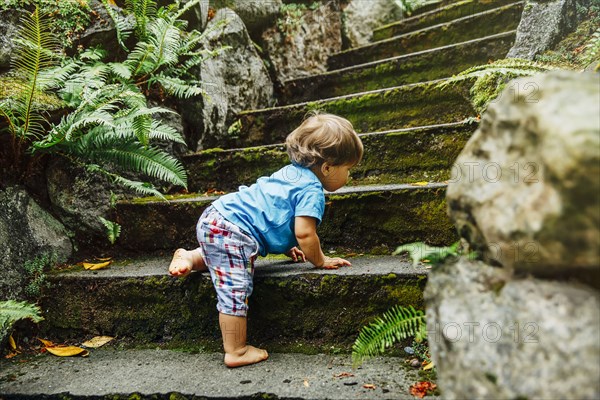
[320, 162, 331, 177]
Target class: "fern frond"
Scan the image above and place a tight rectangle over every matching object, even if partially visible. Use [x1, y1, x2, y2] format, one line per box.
[98, 216, 121, 245]
[102, 0, 134, 51]
[90, 142, 187, 187]
[126, 0, 158, 39]
[352, 305, 426, 368]
[108, 62, 133, 80]
[148, 120, 186, 144]
[154, 74, 205, 98]
[0, 300, 44, 343]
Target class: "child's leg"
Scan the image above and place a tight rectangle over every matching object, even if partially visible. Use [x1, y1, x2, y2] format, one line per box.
[219, 313, 268, 367]
[168, 248, 206, 276]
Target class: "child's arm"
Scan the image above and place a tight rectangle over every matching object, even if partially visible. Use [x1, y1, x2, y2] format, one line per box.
[295, 216, 351, 269]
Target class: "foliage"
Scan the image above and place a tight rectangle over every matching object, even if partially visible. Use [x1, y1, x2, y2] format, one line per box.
[23, 252, 57, 300]
[393, 241, 460, 266]
[0, 300, 43, 346]
[0, 0, 91, 48]
[352, 305, 427, 367]
[0, 6, 62, 181]
[99, 216, 121, 244]
[437, 59, 555, 114]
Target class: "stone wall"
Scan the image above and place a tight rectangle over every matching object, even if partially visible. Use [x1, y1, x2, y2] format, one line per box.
[426, 71, 600, 399]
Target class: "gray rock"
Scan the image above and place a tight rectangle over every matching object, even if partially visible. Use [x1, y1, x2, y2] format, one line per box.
[425, 257, 600, 400]
[210, 0, 281, 37]
[45, 160, 123, 249]
[508, 0, 590, 59]
[261, 1, 343, 82]
[447, 71, 600, 275]
[342, 0, 403, 48]
[0, 9, 22, 69]
[0, 186, 72, 300]
[180, 8, 274, 149]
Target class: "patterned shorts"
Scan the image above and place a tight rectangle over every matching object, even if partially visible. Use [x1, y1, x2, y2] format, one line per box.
[196, 205, 259, 317]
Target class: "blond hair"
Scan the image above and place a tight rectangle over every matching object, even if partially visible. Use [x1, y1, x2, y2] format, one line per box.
[285, 111, 363, 168]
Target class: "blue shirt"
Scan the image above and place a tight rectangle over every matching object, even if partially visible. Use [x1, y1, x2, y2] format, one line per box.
[212, 164, 325, 256]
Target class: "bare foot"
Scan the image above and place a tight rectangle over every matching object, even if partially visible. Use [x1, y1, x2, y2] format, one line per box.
[224, 345, 269, 368]
[168, 248, 205, 277]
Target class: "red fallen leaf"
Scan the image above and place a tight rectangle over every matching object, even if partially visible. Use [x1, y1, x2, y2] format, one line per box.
[363, 383, 376, 389]
[333, 372, 355, 378]
[409, 381, 437, 398]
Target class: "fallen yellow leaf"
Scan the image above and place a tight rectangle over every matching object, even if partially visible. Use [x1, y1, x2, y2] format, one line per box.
[38, 338, 56, 347]
[95, 257, 112, 261]
[82, 336, 114, 348]
[46, 346, 89, 357]
[83, 261, 111, 270]
[303, 379, 310, 387]
[423, 361, 435, 370]
[8, 335, 16, 350]
[411, 181, 429, 186]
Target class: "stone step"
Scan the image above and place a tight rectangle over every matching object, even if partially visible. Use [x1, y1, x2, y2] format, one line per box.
[372, 0, 518, 42]
[282, 31, 515, 103]
[229, 78, 475, 148]
[327, 1, 523, 71]
[115, 183, 456, 254]
[0, 349, 418, 399]
[185, 121, 475, 193]
[37, 255, 428, 353]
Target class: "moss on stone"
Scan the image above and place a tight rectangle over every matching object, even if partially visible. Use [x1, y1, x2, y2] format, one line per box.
[330, 2, 523, 69]
[372, 0, 516, 41]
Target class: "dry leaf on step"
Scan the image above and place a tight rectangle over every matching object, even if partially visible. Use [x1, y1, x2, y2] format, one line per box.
[37, 338, 55, 347]
[83, 261, 111, 270]
[45, 346, 89, 357]
[411, 182, 429, 186]
[363, 383, 376, 389]
[82, 336, 114, 348]
[303, 379, 310, 387]
[8, 335, 16, 350]
[333, 372, 355, 378]
[423, 361, 435, 370]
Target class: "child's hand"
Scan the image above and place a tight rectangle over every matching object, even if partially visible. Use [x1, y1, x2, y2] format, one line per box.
[286, 246, 306, 262]
[317, 256, 352, 269]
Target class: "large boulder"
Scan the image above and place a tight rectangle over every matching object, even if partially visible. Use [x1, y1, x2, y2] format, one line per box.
[261, 1, 343, 83]
[447, 71, 600, 276]
[508, 0, 590, 59]
[210, 0, 281, 38]
[179, 8, 275, 150]
[0, 186, 72, 300]
[425, 257, 600, 400]
[342, 0, 403, 48]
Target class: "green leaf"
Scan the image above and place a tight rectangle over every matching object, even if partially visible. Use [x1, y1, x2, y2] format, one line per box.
[98, 216, 121, 245]
[393, 242, 459, 266]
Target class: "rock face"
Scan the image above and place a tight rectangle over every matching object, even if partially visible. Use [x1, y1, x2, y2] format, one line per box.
[179, 8, 274, 150]
[425, 258, 600, 400]
[508, 0, 590, 59]
[261, 1, 343, 82]
[447, 71, 600, 275]
[0, 186, 72, 300]
[429, 71, 600, 399]
[210, 0, 281, 38]
[342, 0, 403, 48]
[0, 9, 21, 70]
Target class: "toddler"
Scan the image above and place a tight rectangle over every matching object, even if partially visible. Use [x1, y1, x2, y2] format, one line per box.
[168, 112, 364, 367]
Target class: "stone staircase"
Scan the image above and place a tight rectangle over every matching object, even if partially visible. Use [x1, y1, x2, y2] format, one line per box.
[0, 1, 524, 398]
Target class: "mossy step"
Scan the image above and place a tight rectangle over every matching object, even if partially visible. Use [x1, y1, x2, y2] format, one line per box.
[372, 0, 517, 42]
[229, 78, 475, 148]
[0, 350, 418, 399]
[283, 31, 515, 103]
[38, 255, 428, 354]
[115, 183, 457, 254]
[327, 1, 524, 71]
[185, 122, 476, 193]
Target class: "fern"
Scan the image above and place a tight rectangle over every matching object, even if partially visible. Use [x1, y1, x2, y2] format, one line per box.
[0, 300, 43, 345]
[99, 216, 121, 244]
[352, 305, 426, 368]
[394, 242, 459, 266]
